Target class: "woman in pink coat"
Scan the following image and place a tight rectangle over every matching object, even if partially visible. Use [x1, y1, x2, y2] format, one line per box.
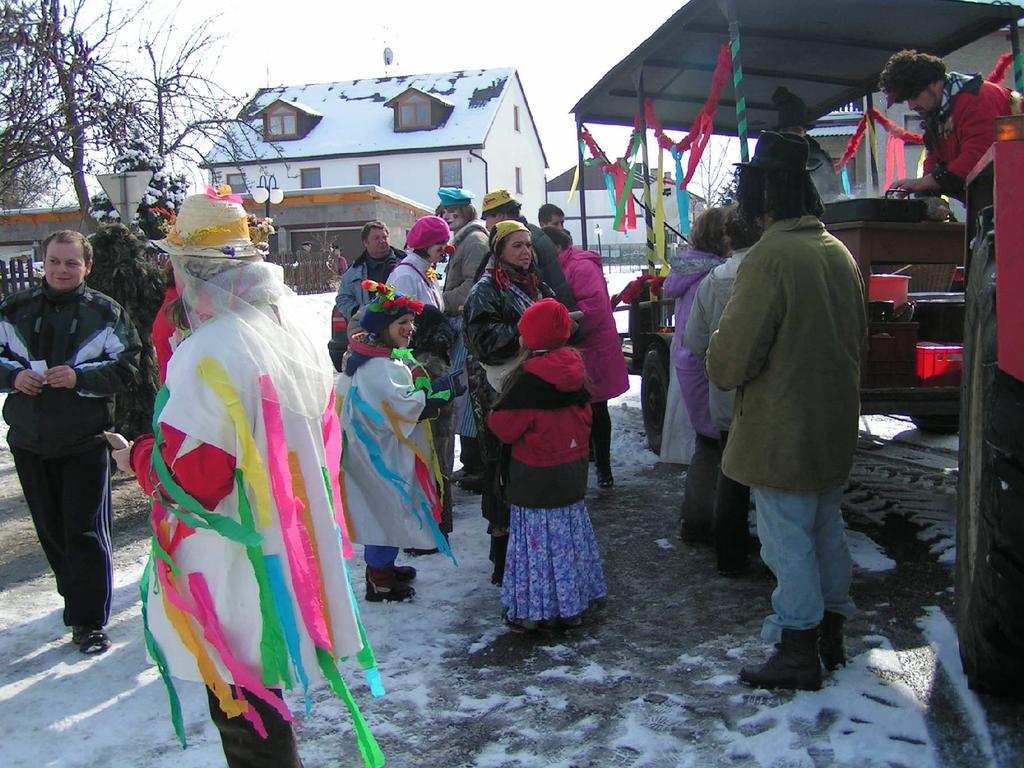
[543, 227, 629, 488]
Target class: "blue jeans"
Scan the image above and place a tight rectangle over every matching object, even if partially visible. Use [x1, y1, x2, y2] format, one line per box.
[753, 486, 854, 642]
[364, 545, 399, 569]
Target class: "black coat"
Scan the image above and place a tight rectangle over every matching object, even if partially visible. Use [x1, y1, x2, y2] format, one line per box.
[463, 275, 555, 365]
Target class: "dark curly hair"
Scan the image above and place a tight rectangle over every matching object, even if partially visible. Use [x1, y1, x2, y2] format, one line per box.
[736, 166, 824, 227]
[878, 50, 946, 103]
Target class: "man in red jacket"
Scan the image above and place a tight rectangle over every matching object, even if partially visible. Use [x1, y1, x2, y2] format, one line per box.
[880, 49, 1018, 200]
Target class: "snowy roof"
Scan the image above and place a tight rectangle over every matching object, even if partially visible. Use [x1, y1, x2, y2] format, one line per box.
[254, 98, 322, 118]
[206, 67, 518, 166]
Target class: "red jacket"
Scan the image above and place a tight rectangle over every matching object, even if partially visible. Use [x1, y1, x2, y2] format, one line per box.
[488, 347, 591, 508]
[924, 79, 1014, 197]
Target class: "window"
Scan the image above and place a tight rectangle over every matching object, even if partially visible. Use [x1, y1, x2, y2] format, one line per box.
[359, 164, 381, 186]
[515, 167, 523, 195]
[396, 93, 432, 130]
[300, 167, 321, 189]
[265, 105, 298, 139]
[439, 159, 462, 188]
[513, 105, 521, 133]
[226, 173, 246, 192]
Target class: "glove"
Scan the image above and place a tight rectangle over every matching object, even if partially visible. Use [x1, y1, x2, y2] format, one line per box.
[417, 371, 466, 421]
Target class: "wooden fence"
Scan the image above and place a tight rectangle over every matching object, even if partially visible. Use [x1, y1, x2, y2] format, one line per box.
[266, 253, 339, 295]
[0, 258, 39, 296]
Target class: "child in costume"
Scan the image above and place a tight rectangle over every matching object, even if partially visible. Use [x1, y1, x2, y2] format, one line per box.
[487, 298, 607, 630]
[113, 189, 384, 768]
[337, 280, 461, 602]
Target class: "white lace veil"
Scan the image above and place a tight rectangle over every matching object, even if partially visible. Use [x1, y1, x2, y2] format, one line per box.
[171, 254, 331, 419]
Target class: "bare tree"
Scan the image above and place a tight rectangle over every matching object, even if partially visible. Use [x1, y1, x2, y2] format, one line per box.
[1, 1, 271, 218]
[690, 137, 736, 208]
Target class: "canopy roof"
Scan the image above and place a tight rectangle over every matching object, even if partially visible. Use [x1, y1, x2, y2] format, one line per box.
[572, 0, 1023, 134]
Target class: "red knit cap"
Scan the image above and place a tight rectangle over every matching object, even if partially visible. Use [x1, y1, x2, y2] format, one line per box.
[518, 298, 570, 351]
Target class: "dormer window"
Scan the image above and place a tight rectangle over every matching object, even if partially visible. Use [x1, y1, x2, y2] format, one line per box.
[400, 94, 431, 130]
[254, 99, 322, 141]
[265, 104, 298, 139]
[385, 88, 454, 133]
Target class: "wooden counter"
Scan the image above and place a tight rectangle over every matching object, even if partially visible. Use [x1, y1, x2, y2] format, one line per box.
[826, 220, 966, 288]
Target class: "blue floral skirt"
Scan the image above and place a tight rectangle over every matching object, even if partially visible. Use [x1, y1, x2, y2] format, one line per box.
[502, 500, 607, 623]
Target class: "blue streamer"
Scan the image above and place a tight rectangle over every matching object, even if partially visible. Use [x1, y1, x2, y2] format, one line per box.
[337, 558, 386, 698]
[346, 386, 455, 562]
[264, 555, 313, 715]
[671, 148, 691, 235]
[841, 166, 851, 195]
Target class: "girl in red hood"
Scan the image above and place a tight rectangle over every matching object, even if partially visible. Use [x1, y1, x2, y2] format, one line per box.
[487, 298, 607, 631]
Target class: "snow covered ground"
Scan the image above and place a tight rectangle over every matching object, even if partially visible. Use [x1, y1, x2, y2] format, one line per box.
[0, 287, 1001, 768]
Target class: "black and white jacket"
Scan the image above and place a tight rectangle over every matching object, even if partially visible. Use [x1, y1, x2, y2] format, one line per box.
[0, 282, 141, 456]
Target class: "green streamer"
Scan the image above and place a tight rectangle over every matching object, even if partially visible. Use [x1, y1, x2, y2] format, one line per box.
[316, 649, 386, 768]
[140, 556, 187, 749]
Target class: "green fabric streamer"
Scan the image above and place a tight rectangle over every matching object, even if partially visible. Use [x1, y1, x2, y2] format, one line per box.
[316, 649, 386, 768]
[234, 471, 292, 689]
[149, 388, 263, 547]
[140, 556, 187, 749]
[320, 467, 384, 689]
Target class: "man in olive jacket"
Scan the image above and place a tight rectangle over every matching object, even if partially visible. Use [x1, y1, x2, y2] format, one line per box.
[707, 132, 866, 691]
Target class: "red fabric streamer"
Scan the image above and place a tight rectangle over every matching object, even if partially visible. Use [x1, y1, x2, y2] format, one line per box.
[836, 108, 924, 171]
[988, 52, 1015, 84]
[642, 44, 732, 189]
[611, 274, 665, 307]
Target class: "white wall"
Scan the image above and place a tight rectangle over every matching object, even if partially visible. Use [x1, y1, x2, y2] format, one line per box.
[215, 76, 547, 218]
[479, 76, 548, 222]
[218, 149, 487, 212]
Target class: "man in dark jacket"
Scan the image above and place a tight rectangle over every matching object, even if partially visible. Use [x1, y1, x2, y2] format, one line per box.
[0, 230, 141, 654]
[479, 189, 576, 310]
[332, 220, 405, 358]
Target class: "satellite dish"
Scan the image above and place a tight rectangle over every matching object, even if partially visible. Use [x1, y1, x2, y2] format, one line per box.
[383, 47, 394, 66]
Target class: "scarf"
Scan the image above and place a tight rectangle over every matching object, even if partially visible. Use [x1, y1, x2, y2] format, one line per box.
[489, 257, 539, 299]
[925, 71, 979, 142]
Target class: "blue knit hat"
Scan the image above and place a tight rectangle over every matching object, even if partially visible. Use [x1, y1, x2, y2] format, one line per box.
[438, 187, 475, 207]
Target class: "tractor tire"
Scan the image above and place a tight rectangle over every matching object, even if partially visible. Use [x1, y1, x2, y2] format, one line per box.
[956, 214, 1024, 698]
[641, 344, 670, 455]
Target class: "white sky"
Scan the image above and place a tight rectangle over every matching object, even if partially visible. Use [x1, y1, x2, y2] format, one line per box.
[120, 0, 692, 182]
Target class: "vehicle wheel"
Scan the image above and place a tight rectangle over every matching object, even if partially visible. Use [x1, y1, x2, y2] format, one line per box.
[910, 414, 959, 434]
[641, 344, 669, 455]
[956, 218, 1024, 698]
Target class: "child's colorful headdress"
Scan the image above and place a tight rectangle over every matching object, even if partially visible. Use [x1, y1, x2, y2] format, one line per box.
[358, 280, 425, 335]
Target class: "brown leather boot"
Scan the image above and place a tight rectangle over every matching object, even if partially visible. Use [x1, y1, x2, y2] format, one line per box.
[365, 566, 416, 602]
[740, 627, 823, 691]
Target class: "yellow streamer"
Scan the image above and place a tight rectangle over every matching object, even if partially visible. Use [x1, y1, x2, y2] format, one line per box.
[567, 162, 581, 205]
[197, 357, 273, 529]
[866, 114, 880, 193]
[159, 584, 246, 719]
[654, 148, 669, 276]
[381, 401, 443, 491]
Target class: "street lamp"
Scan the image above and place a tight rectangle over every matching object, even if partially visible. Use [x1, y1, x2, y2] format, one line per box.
[96, 170, 154, 231]
[250, 174, 284, 218]
[594, 223, 603, 259]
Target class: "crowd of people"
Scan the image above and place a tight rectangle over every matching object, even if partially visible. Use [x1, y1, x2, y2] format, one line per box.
[0, 45, 1010, 764]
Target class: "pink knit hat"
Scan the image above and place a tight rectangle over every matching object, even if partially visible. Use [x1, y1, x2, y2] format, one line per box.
[407, 215, 452, 250]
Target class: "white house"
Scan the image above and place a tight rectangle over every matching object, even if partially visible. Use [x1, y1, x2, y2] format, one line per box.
[205, 68, 548, 222]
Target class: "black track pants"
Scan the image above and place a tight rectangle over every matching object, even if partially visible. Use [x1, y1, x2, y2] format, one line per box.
[12, 444, 112, 628]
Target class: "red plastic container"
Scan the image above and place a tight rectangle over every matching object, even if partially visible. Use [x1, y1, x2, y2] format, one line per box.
[916, 342, 963, 387]
[869, 274, 912, 305]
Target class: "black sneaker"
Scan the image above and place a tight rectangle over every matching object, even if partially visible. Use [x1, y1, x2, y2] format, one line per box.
[72, 625, 111, 655]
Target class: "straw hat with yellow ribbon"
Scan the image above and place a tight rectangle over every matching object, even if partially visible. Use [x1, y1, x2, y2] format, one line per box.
[154, 186, 263, 260]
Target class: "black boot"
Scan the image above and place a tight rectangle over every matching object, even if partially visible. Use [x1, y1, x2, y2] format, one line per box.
[818, 611, 847, 671]
[740, 627, 822, 691]
[365, 566, 416, 602]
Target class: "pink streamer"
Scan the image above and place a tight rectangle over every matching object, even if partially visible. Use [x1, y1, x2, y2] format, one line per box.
[321, 393, 354, 558]
[188, 573, 293, 735]
[258, 375, 332, 649]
